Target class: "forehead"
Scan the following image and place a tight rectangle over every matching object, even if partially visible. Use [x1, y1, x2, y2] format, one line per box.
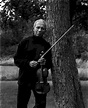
[34, 20, 46, 28]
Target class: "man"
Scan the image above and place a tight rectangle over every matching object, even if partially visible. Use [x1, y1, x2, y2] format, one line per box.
[14, 19, 52, 108]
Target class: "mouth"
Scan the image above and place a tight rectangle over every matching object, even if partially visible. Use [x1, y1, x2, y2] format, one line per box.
[37, 32, 42, 36]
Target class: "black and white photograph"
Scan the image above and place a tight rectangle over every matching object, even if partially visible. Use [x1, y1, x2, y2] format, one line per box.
[0, 0, 88, 108]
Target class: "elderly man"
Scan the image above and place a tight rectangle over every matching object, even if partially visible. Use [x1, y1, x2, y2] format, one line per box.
[14, 19, 52, 108]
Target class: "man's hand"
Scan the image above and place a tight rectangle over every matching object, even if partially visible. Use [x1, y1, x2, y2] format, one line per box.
[29, 60, 38, 68]
[38, 58, 46, 65]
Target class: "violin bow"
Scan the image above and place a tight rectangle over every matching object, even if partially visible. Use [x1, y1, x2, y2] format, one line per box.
[38, 24, 74, 61]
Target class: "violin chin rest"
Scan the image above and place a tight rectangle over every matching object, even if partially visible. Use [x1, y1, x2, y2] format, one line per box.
[35, 82, 50, 94]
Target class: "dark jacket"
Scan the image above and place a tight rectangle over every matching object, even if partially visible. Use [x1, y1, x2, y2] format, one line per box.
[14, 35, 52, 85]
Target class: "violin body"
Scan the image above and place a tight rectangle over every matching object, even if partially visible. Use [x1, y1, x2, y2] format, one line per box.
[35, 81, 50, 94]
[35, 65, 50, 94]
[35, 51, 50, 94]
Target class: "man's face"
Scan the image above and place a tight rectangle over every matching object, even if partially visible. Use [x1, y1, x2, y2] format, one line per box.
[33, 21, 46, 37]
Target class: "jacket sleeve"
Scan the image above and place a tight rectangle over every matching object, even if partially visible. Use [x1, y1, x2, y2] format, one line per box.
[14, 40, 29, 69]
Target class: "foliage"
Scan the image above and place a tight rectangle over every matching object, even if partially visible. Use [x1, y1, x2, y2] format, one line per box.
[0, 0, 88, 59]
[72, 0, 88, 30]
[70, 0, 88, 60]
[0, 0, 47, 29]
[72, 29, 88, 60]
[0, 0, 88, 29]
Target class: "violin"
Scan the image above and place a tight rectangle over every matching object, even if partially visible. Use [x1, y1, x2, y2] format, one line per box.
[35, 25, 75, 94]
[35, 51, 50, 94]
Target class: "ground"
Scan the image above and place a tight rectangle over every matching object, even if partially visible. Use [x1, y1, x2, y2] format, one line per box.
[0, 81, 88, 108]
[0, 58, 88, 108]
[0, 81, 55, 108]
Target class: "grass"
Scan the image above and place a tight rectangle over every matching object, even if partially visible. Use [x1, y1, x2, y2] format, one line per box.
[1, 81, 17, 108]
[0, 56, 88, 108]
[1, 81, 88, 108]
[0, 66, 19, 81]
[0, 58, 88, 81]
[1, 81, 55, 108]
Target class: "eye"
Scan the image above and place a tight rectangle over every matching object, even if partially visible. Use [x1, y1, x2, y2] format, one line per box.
[41, 27, 45, 30]
[36, 26, 45, 31]
[37, 27, 40, 29]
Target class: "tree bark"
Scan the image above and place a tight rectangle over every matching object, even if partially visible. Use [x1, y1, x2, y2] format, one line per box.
[47, 0, 85, 108]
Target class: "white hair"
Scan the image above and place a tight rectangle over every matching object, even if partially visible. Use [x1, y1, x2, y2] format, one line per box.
[33, 19, 46, 28]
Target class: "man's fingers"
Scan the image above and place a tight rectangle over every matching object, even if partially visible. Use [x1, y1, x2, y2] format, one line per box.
[29, 61, 38, 67]
[38, 58, 46, 66]
[38, 58, 45, 62]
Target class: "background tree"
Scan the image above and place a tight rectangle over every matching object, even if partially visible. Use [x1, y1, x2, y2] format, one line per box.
[0, 0, 88, 58]
[46, 0, 85, 107]
[72, 0, 88, 60]
[0, 0, 46, 57]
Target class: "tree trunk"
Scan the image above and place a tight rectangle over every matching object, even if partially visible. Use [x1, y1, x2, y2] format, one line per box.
[47, 0, 85, 108]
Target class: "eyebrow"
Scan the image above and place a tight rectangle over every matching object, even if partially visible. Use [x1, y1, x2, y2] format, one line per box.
[36, 26, 45, 28]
